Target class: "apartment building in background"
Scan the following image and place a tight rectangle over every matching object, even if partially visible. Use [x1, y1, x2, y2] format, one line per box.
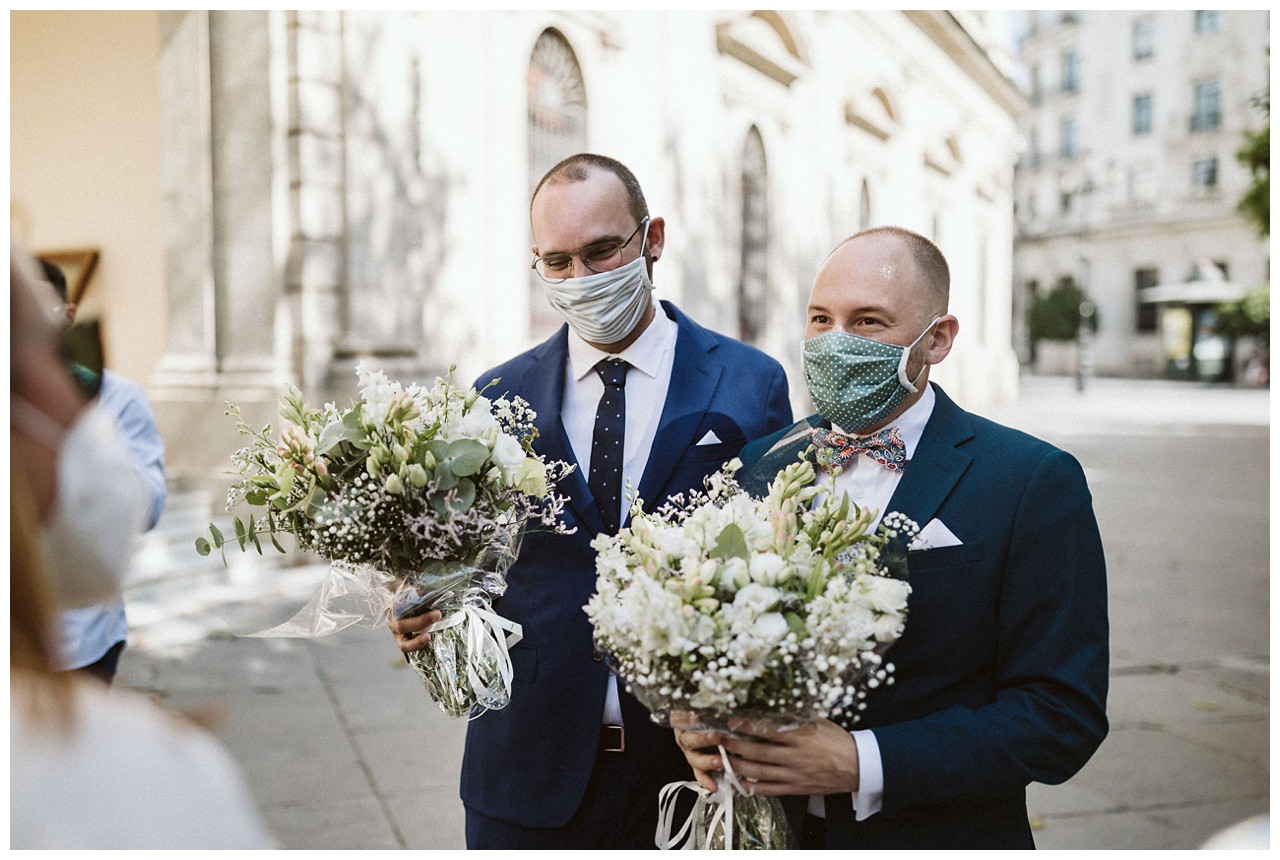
[1012, 9, 1269, 379]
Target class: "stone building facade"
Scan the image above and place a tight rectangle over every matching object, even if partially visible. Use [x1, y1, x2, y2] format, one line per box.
[14, 11, 1023, 489]
[1012, 10, 1270, 378]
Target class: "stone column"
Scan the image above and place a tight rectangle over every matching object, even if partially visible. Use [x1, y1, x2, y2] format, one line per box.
[151, 10, 298, 488]
[287, 10, 347, 395]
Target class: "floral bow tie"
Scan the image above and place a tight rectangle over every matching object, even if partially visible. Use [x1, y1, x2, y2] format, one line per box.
[811, 426, 907, 474]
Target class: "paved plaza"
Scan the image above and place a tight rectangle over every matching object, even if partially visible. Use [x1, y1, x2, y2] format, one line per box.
[115, 374, 1270, 850]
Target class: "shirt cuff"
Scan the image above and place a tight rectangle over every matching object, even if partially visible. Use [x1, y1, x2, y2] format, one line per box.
[851, 729, 884, 820]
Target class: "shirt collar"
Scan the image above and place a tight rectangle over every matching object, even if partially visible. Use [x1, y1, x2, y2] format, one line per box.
[832, 383, 936, 460]
[567, 302, 676, 382]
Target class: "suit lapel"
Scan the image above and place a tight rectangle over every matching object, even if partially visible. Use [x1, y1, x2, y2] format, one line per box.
[634, 304, 722, 514]
[521, 326, 607, 537]
[885, 384, 974, 528]
[737, 415, 824, 498]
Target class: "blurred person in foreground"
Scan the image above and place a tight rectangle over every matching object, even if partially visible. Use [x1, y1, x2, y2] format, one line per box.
[10, 245, 272, 849]
[675, 227, 1109, 849]
[40, 257, 167, 684]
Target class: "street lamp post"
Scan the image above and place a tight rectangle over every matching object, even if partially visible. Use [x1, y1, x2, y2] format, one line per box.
[1076, 297, 1096, 392]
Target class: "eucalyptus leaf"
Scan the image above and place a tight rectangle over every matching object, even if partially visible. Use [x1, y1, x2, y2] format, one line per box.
[446, 438, 489, 477]
[709, 522, 750, 561]
[302, 483, 328, 519]
[210, 523, 225, 547]
[317, 417, 362, 455]
[784, 611, 808, 638]
[434, 466, 459, 491]
[233, 517, 247, 550]
[195, 537, 211, 556]
[451, 478, 477, 513]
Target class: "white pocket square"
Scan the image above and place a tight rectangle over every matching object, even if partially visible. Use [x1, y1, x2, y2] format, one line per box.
[909, 518, 963, 551]
[696, 430, 723, 446]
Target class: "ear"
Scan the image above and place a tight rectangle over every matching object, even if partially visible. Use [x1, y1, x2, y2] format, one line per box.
[925, 315, 958, 365]
[644, 216, 666, 263]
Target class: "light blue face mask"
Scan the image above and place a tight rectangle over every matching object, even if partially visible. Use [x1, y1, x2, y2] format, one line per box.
[803, 317, 940, 433]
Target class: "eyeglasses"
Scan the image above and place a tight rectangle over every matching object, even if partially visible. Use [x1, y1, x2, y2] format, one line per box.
[61, 319, 104, 400]
[531, 218, 649, 284]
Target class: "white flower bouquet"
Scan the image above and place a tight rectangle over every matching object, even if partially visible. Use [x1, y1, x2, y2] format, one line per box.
[198, 364, 573, 718]
[585, 457, 915, 849]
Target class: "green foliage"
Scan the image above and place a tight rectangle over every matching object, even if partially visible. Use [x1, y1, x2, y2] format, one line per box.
[1215, 283, 1270, 338]
[1028, 281, 1099, 343]
[709, 522, 750, 561]
[1236, 93, 1269, 237]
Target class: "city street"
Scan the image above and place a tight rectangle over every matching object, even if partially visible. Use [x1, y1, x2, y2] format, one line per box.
[115, 375, 1270, 850]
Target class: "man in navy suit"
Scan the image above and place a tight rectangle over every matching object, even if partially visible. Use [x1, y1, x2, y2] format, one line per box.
[675, 226, 1108, 848]
[391, 153, 792, 848]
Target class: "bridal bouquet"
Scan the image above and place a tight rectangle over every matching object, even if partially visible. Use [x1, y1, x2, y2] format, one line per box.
[585, 457, 915, 849]
[198, 363, 573, 718]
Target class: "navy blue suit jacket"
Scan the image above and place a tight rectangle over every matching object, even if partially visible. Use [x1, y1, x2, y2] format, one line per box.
[737, 384, 1109, 849]
[460, 301, 793, 829]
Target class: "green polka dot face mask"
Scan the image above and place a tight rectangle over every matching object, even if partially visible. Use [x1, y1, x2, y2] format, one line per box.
[802, 316, 940, 432]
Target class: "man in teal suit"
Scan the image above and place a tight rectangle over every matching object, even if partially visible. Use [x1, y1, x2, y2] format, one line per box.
[675, 226, 1108, 848]
[392, 154, 792, 848]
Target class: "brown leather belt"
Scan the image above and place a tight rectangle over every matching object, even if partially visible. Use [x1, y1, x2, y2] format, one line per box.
[599, 724, 626, 752]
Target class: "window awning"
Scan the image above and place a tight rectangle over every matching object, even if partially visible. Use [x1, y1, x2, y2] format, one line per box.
[1138, 281, 1248, 304]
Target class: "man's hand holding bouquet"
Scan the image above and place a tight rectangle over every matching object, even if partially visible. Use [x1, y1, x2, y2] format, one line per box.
[585, 457, 915, 848]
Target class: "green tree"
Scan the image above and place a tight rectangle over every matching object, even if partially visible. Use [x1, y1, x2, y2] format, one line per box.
[1028, 279, 1098, 343]
[1215, 283, 1270, 338]
[1236, 93, 1269, 236]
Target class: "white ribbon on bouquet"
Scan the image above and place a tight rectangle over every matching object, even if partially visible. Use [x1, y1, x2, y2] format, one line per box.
[425, 592, 523, 715]
[655, 744, 749, 850]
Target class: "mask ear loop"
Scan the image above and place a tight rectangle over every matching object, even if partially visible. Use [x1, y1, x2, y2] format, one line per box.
[896, 316, 943, 392]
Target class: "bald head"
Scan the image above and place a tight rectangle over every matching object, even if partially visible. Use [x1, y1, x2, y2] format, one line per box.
[827, 226, 950, 318]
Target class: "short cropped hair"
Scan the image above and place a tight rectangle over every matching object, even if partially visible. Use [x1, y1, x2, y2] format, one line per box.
[840, 226, 950, 314]
[531, 153, 649, 224]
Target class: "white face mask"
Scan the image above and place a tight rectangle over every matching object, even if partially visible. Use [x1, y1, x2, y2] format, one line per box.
[541, 225, 655, 345]
[11, 398, 148, 608]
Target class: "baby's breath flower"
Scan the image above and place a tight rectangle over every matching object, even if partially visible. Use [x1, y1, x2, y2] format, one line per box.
[585, 460, 914, 731]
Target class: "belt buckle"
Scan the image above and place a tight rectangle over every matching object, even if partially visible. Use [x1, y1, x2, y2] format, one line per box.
[600, 724, 625, 753]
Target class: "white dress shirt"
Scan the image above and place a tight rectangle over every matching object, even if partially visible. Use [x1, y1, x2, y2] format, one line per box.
[810, 383, 936, 822]
[563, 305, 678, 725]
[57, 370, 168, 670]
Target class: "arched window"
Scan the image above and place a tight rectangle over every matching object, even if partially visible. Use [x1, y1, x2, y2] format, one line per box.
[527, 29, 587, 340]
[858, 179, 872, 232]
[738, 127, 768, 345]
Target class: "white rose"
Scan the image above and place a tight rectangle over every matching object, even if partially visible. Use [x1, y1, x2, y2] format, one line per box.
[748, 552, 786, 585]
[721, 557, 751, 592]
[491, 432, 526, 474]
[750, 612, 791, 648]
[733, 582, 782, 615]
[863, 576, 911, 613]
[515, 458, 548, 496]
[654, 527, 691, 560]
[458, 398, 499, 438]
[872, 612, 905, 642]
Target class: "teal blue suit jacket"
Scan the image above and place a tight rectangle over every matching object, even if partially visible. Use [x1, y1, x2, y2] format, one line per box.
[738, 384, 1109, 849]
[460, 301, 793, 832]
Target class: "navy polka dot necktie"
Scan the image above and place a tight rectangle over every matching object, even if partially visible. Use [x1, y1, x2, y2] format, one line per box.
[590, 358, 630, 534]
